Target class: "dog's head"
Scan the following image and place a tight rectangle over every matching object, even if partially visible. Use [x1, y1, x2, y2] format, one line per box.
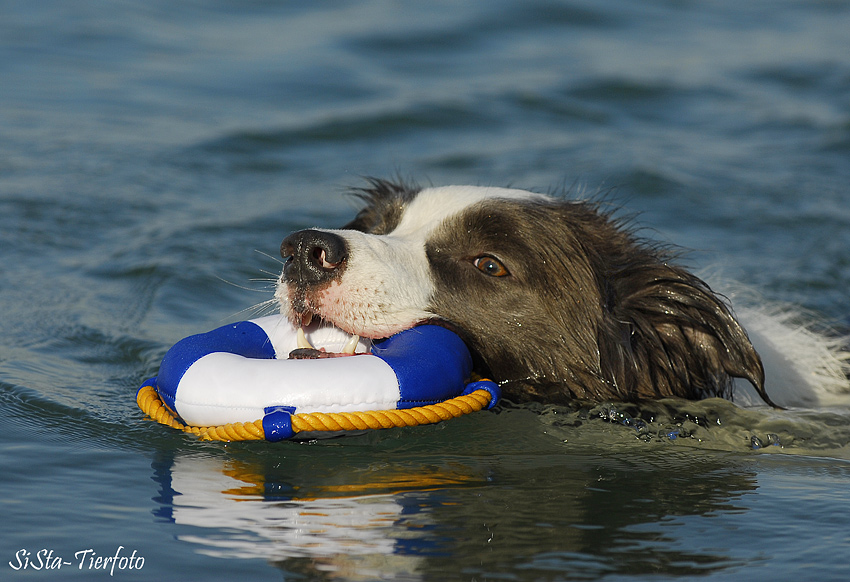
[276, 179, 773, 405]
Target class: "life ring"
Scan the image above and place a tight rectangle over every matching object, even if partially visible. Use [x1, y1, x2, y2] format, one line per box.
[137, 315, 500, 441]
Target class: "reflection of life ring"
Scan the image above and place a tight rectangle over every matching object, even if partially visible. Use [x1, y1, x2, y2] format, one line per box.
[137, 315, 500, 441]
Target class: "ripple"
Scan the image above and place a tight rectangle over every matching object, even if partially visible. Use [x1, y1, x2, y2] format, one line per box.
[537, 398, 850, 459]
[201, 102, 492, 155]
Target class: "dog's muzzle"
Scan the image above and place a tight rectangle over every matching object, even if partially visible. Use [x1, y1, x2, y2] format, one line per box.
[280, 229, 348, 286]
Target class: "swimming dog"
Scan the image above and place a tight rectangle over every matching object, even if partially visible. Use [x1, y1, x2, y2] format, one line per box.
[276, 179, 828, 407]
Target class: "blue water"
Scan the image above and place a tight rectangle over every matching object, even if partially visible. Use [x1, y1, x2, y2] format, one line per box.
[2, 1, 850, 580]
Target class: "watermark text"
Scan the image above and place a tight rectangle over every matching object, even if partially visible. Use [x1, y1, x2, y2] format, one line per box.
[9, 546, 144, 576]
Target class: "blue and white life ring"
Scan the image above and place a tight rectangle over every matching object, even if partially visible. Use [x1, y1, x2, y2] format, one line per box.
[139, 315, 499, 440]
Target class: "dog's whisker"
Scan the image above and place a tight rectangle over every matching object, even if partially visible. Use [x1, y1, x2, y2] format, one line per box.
[221, 298, 279, 323]
[255, 269, 282, 279]
[214, 275, 273, 293]
[247, 279, 279, 289]
[254, 248, 286, 266]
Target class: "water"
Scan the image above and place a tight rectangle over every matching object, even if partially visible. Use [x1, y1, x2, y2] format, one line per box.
[2, 0, 850, 579]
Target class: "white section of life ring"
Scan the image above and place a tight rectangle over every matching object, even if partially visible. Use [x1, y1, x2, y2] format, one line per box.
[174, 351, 401, 426]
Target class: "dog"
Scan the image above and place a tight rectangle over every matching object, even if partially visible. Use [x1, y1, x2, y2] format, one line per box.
[274, 178, 844, 408]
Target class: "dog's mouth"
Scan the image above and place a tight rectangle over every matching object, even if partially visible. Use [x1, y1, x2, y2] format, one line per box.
[286, 311, 364, 360]
[290, 321, 362, 360]
[284, 309, 461, 362]
[280, 284, 459, 360]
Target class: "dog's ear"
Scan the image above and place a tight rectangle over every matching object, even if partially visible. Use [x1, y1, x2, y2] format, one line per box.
[342, 177, 420, 234]
[599, 264, 777, 406]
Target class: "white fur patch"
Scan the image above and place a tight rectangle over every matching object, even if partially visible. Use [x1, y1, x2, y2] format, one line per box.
[734, 305, 850, 408]
[391, 185, 546, 238]
[709, 279, 850, 408]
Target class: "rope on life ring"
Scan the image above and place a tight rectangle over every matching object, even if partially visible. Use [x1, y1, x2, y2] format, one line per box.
[137, 382, 497, 442]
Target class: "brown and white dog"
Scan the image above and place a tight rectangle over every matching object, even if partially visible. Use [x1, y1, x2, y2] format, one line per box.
[275, 179, 849, 408]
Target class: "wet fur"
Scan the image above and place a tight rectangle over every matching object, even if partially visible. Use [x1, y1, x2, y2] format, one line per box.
[285, 179, 777, 407]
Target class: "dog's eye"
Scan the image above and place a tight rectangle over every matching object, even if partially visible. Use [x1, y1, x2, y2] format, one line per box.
[473, 256, 510, 277]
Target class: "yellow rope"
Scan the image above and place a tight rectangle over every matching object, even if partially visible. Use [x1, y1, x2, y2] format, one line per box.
[137, 383, 493, 442]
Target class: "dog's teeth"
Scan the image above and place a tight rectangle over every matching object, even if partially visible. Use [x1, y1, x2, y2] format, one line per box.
[342, 334, 360, 355]
[296, 327, 316, 350]
[301, 312, 313, 327]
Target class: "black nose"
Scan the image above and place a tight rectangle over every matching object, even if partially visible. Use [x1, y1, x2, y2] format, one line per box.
[280, 229, 348, 285]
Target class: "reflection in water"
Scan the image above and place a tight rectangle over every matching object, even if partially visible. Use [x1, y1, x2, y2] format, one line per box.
[156, 454, 474, 562]
[150, 432, 764, 580]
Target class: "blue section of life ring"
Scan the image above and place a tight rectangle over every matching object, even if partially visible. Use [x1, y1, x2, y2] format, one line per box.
[371, 325, 473, 408]
[155, 320, 276, 417]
